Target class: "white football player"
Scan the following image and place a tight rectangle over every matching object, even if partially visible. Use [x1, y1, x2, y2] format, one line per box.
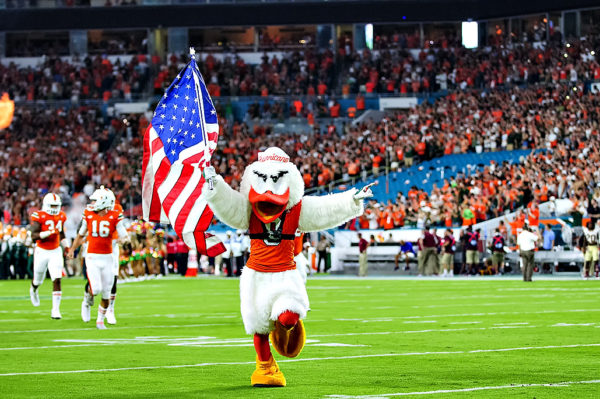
[29, 193, 68, 319]
[68, 188, 130, 329]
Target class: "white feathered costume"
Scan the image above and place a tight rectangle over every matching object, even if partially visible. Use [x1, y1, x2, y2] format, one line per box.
[203, 147, 371, 387]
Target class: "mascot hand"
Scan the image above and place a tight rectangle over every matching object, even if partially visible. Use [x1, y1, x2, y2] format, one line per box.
[353, 182, 375, 202]
[203, 166, 217, 186]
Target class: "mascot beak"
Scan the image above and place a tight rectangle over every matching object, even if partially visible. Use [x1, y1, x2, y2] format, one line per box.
[249, 187, 290, 224]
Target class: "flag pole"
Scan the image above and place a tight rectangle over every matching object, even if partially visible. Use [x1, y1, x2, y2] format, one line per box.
[189, 47, 214, 190]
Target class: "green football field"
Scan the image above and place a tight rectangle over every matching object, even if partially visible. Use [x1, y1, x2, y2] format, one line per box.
[0, 276, 599, 398]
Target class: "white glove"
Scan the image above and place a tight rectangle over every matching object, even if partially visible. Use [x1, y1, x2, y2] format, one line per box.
[353, 182, 376, 202]
[203, 166, 217, 186]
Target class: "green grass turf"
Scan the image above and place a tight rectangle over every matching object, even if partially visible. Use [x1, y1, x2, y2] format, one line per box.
[0, 276, 599, 398]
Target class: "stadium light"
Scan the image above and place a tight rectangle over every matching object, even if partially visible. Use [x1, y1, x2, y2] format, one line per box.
[365, 24, 374, 50]
[462, 21, 478, 49]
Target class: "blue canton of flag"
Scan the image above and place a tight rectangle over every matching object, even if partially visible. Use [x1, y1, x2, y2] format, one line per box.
[151, 57, 218, 166]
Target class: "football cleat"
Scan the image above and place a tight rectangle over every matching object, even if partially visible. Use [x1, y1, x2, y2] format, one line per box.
[270, 319, 306, 358]
[251, 355, 286, 387]
[96, 321, 107, 330]
[105, 309, 117, 325]
[81, 300, 91, 323]
[51, 309, 62, 320]
[29, 286, 40, 307]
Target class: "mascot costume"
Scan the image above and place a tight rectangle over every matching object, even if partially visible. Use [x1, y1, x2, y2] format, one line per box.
[203, 147, 373, 387]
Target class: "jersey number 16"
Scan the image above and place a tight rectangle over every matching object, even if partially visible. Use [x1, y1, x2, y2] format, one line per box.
[91, 220, 111, 237]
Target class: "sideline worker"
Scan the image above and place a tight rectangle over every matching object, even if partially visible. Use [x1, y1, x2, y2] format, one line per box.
[517, 225, 539, 282]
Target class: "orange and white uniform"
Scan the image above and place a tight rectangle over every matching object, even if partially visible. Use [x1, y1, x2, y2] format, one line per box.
[79, 209, 127, 299]
[241, 202, 310, 334]
[110, 202, 124, 275]
[31, 210, 67, 285]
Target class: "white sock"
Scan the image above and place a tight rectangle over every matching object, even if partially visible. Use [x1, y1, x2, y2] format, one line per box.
[97, 306, 107, 324]
[108, 294, 116, 312]
[52, 291, 62, 310]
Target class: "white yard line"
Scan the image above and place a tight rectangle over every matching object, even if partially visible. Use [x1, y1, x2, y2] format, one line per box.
[373, 308, 600, 320]
[325, 379, 600, 398]
[411, 299, 596, 309]
[497, 287, 600, 292]
[311, 325, 537, 338]
[327, 309, 600, 323]
[0, 323, 229, 334]
[4, 308, 599, 334]
[0, 323, 595, 352]
[1, 343, 599, 377]
[1, 319, 596, 346]
[0, 344, 114, 351]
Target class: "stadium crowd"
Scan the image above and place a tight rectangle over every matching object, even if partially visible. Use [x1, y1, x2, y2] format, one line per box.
[0, 28, 599, 260]
[178, 31, 600, 97]
[0, 54, 151, 101]
[0, 105, 146, 227]
[1, 79, 599, 234]
[2, 29, 599, 102]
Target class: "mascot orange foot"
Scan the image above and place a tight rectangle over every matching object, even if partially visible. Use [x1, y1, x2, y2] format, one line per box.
[251, 355, 286, 387]
[270, 310, 306, 358]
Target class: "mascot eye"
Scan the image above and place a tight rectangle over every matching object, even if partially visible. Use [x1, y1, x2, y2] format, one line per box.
[270, 170, 288, 183]
[253, 171, 267, 182]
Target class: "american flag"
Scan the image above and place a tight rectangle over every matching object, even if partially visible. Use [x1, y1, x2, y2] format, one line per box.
[142, 51, 225, 256]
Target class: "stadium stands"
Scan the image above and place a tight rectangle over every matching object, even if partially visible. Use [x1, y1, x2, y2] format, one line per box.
[1, 6, 600, 279]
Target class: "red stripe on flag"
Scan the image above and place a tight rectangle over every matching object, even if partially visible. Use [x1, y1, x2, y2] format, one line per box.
[207, 132, 218, 142]
[143, 126, 163, 222]
[183, 152, 204, 165]
[206, 235, 226, 257]
[173, 175, 205, 235]
[154, 157, 171, 188]
[161, 165, 192, 215]
[194, 230, 207, 255]
[145, 156, 171, 222]
[151, 137, 164, 155]
[197, 204, 214, 232]
[141, 126, 151, 191]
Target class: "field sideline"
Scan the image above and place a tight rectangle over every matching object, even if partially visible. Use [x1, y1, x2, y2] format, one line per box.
[0, 276, 599, 398]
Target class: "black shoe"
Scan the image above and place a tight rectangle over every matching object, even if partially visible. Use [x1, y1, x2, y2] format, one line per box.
[393, 266, 399, 271]
[404, 266, 410, 271]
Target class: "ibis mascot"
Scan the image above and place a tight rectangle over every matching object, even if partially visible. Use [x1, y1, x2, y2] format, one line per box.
[203, 147, 373, 387]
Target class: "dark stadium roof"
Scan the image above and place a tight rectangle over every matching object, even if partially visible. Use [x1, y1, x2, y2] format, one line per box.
[1, 0, 599, 31]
